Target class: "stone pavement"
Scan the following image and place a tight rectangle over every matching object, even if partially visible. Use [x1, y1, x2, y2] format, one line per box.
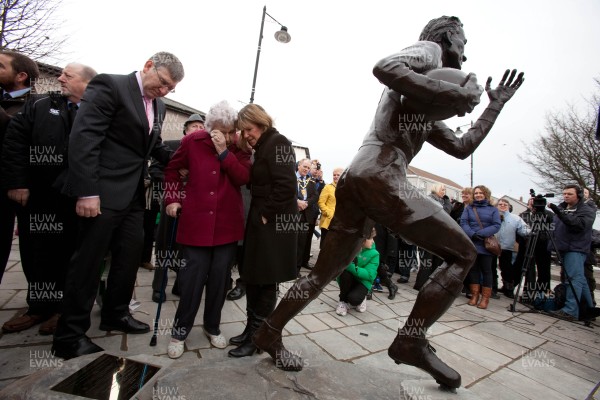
[0, 235, 599, 399]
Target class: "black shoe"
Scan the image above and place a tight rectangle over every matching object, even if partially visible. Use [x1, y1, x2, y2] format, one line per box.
[52, 337, 104, 360]
[99, 314, 150, 334]
[152, 291, 166, 303]
[388, 284, 398, 300]
[397, 276, 409, 284]
[172, 281, 181, 296]
[491, 292, 501, 300]
[227, 285, 246, 301]
[228, 341, 260, 358]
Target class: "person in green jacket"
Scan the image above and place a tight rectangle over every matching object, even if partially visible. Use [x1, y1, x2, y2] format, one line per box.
[336, 235, 379, 316]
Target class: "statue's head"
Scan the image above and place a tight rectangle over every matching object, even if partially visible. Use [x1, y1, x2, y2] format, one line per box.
[419, 16, 466, 70]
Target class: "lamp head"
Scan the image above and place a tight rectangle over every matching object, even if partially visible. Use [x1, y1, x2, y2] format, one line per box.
[274, 26, 291, 43]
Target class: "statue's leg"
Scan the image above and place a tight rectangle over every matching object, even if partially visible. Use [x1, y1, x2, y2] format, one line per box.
[253, 184, 372, 371]
[374, 197, 476, 390]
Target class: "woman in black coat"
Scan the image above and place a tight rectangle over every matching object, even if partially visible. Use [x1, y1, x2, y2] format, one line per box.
[228, 104, 298, 357]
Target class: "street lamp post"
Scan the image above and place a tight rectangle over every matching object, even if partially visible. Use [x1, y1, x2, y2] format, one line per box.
[455, 121, 474, 187]
[249, 6, 291, 104]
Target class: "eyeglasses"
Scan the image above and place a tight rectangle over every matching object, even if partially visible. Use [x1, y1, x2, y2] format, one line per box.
[498, 203, 508, 207]
[154, 66, 176, 93]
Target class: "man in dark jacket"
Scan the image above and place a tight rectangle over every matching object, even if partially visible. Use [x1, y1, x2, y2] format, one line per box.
[548, 184, 596, 320]
[295, 158, 318, 275]
[1, 63, 96, 335]
[0, 51, 39, 284]
[52, 52, 182, 360]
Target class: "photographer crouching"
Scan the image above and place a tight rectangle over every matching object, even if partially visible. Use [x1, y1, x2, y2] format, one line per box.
[548, 184, 596, 320]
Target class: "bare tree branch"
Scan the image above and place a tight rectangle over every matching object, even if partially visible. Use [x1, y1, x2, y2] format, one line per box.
[520, 86, 600, 207]
[0, 0, 68, 62]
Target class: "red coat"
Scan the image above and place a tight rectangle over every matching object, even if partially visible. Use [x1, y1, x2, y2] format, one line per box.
[164, 130, 251, 247]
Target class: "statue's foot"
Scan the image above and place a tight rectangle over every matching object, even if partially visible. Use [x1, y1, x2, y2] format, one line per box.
[388, 332, 461, 390]
[253, 321, 304, 371]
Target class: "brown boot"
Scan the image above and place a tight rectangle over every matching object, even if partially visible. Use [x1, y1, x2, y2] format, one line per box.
[478, 287, 492, 309]
[468, 284, 480, 306]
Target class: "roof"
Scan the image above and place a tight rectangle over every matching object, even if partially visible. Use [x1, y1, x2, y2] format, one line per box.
[161, 97, 204, 116]
[499, 195, 528, 208]
[36, 61, 62, 77]
[407, 165, 463, 190]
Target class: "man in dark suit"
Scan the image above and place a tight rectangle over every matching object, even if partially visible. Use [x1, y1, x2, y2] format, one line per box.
[0, 51, 39, 284]
[295, 158, 318, 276]
[52, 52, 184, 359]
[2, 63, 96, 335]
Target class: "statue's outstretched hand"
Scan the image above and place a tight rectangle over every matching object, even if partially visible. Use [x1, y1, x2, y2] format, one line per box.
[485, 69, 524, 105]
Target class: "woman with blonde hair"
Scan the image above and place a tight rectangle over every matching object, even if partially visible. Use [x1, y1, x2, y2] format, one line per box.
[460, 185, 501, 309]
[318, 167, 343, 248]
[228, 104, 298, 358]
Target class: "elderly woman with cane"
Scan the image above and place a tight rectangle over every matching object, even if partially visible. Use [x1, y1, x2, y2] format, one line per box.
[163, 101, 251, 358]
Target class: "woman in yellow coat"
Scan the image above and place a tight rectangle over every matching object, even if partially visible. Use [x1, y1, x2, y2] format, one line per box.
[318, 167, 343, 247]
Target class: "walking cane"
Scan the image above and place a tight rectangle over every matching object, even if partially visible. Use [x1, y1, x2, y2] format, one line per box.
[149, 209, 180, 346]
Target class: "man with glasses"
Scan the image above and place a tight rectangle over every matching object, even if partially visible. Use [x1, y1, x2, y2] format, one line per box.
[52, 52, 184, 359]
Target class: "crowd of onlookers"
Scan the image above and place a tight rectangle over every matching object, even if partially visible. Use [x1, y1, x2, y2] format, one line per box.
[0, 49, 597, 364]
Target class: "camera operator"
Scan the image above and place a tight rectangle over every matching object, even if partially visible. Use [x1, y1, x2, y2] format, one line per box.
[548, 184, 596, 320]
[515, 195, 554, 300]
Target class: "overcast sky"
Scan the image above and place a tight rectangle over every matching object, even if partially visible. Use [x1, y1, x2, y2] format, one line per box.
[54, 0, 600, 201]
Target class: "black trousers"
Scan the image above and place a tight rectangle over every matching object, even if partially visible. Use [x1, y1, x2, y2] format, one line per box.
[172, 242, 236, 340]
[142, 201, 160, 264]
[245, 283, 277, 318]
[301, 223, 316, 267]
[54, 203, 144, 343]
[0, 195, 16, 283]
[338, 270, 368, 306]
[296, 213, 311, 269]
[496, 250, 516, 286]
[21, 189, 77, 316]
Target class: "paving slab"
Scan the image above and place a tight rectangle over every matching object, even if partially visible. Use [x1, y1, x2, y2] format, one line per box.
[366, 302, 399, 320]
[540, 340, 600, 371]
[508, 355, 596, 399]
[430, 332, 512, 372]
[312, 311, 347, 329]
[473, 321, 547, 349]
[338, 321, 396, 352]
[306, 330, 369, 360]
[294, 314, 330, 332]
[455, 325, 527, 358]
[468, 377, 531, 400]
[488, 365, 579, 400]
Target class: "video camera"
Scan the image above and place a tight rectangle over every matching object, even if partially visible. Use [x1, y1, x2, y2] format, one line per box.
[529, 189, 554, 213]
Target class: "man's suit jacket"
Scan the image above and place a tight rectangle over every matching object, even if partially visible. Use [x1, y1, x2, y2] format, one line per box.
[298, 177, 318, 224]
[64, 72, 172, 211]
